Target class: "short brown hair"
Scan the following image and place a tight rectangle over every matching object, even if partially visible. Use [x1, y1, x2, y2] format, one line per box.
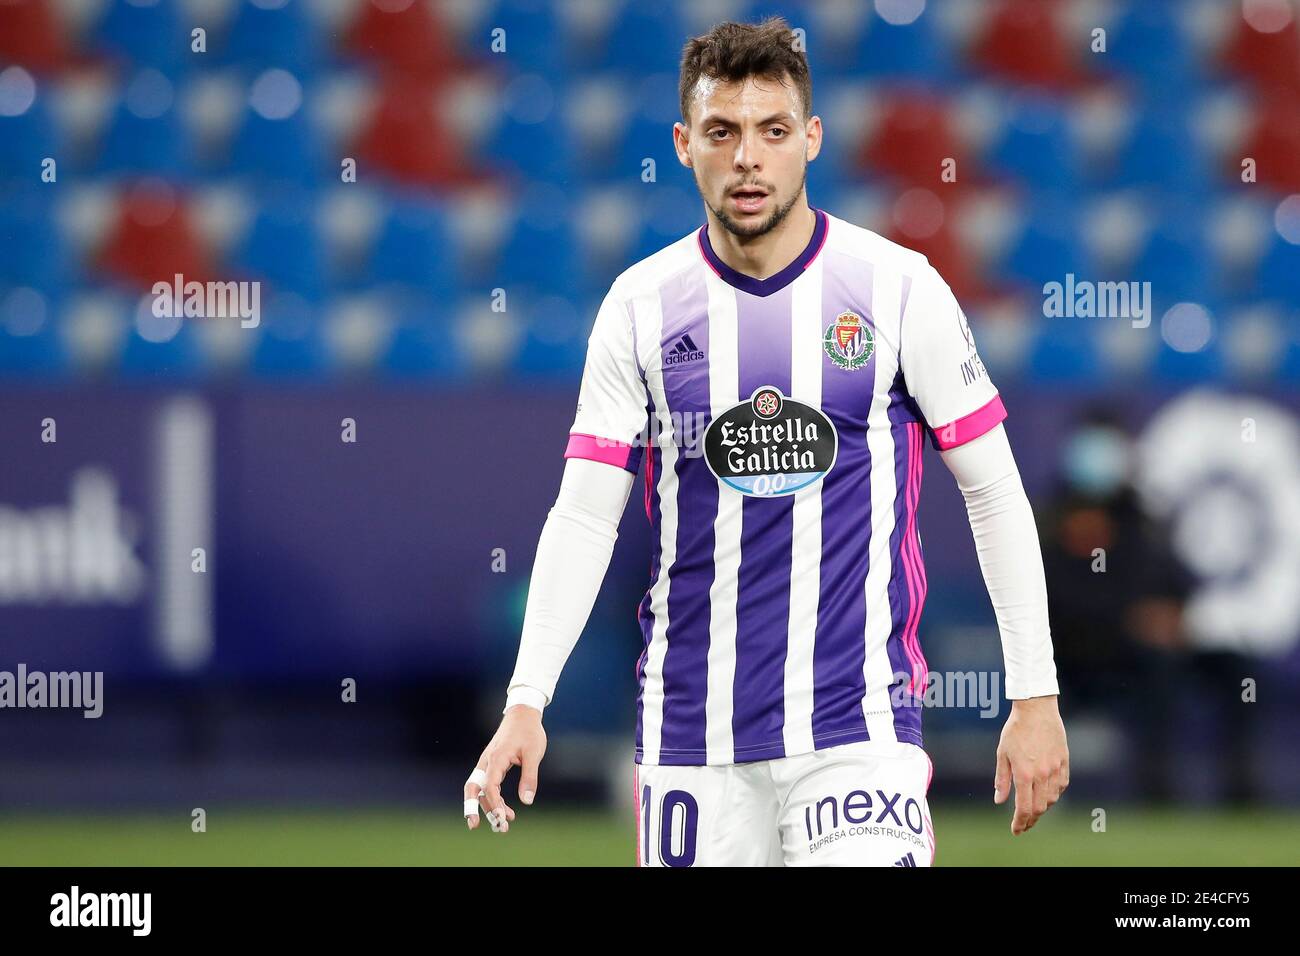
[678, 16, 812, 126]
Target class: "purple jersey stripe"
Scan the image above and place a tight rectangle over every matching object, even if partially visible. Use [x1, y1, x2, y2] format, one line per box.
[906, 421, 931, 681]
[635, 386, 662, 764]
[885, 383, 925, 744]
[811, 254, 876, 745]
[731, 283, 796, 758]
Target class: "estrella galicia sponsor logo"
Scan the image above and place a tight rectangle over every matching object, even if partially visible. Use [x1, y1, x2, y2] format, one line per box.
[802, 788, 928, 855]
[703, 386, 837, 497]
[663, 333, 704, 366]
[822, 309, 874, 371]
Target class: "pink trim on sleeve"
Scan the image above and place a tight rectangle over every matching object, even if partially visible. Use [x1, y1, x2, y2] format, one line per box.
[565, 432, 635, 470]
[931, 395, 1007, 450]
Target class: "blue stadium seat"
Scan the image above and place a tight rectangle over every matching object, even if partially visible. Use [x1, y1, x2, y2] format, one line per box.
[855, 12, 950, 80]
[617, 112, 678, 180]
[484, 110, 572, 181]
[233, 193, 325, 299]
[0, 288, 65, 376]
[227, 107, 324, 183]
[0, 186, 69, 287]
[582, 5, 685, 73]
[1130, 210, 1214, 303]
[367, 194, 455, 293]
[383, 307, 462, 378]
[511, 293, 587, 372]
[1103, 109, 1211, 191]
[1278, 329, 1300, 381]
[641, 183, 699, 243]
[1151, 336, 1224, 382]
[1001, 197, 1086, 287]
[1025, 321, 1103, 383]
[1257, 234, 1300, 301]
[1102, 1, 1200, 90]
[119, 322, 206, 378]
[0, 100, 57, 179]
[91, 0, 189, 71]
[490, 0, 562, 74]
[492, 189, 577, 292]
[217, 0, 324, 72]
[95, 104, 193, 176]
[250, 294, 329, 375]
[985, 95, 1082, 189]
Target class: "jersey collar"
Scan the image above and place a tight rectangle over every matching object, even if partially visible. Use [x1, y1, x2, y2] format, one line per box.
[697, 206, 828, 297]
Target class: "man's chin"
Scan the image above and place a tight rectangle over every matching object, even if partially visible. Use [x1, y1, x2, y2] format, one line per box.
[713, 207, 780, 239]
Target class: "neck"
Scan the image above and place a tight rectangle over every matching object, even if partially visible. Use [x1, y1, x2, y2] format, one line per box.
[704, 197, 816, 281]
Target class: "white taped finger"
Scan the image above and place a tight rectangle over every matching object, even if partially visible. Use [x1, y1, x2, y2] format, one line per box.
[485, 809, 504, 832]
[466, 767, 488, 790]
[463, 798, 480, 818]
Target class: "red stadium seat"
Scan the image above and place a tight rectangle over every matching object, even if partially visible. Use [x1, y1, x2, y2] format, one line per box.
[340, 0, 466, 79]
[1240, 96, 1300, 192]
[1220, 2, 1300, 95]
[0, 0, 74, 74]
[93, 181, 218, 290]
[351, 76, 483, 188]
[967, 0, 1093, 91]
[888, 207, 992, 304]
[856, 91, 975, 187]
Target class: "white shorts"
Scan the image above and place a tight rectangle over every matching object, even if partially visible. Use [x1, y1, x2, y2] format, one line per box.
[634, 739, 935, 867]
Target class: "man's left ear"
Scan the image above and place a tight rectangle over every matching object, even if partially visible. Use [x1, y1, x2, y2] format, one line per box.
[805, 115, 823, 162]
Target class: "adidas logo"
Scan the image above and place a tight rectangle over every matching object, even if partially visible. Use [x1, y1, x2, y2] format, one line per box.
[664, 333, 705, 366]
[893, 852, 917, 867]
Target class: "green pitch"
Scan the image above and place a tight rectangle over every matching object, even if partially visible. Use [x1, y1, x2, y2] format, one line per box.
[1, 805, 1296, 866]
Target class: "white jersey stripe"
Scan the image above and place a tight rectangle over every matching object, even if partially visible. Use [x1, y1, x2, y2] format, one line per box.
[638, 287, 672, 765]
[704, 270, 741, 764]
[782, 251, 824, 756]
[861, 270, 904, 743]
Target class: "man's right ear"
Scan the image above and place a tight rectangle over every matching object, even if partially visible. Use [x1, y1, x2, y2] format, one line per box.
[673, 122, 693, 168]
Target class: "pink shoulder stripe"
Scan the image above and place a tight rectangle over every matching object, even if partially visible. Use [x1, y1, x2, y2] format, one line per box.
[931, 394, 1007, 450]
[565, 432, 634, 470]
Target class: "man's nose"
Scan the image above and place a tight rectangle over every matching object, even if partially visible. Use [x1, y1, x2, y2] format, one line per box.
[733, 129, 762, 171]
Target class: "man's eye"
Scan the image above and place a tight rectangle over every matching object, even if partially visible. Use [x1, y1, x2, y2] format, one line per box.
[768, 128, 787, 138]
[709, 129, 729, 140]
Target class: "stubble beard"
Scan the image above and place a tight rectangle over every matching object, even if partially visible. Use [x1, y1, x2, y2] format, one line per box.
[702, 165, 807, 240]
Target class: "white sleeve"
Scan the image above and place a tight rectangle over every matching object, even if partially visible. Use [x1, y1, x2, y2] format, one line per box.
[503, 453, 637, 716]
[900, 264, 1006, 451]
[564, 287, 649, 473]
[939, 423, 1060, 700]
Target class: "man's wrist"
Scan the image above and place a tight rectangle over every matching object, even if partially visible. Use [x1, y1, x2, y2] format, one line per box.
[503, 685, 549, 717]
[1010, 694, 1059, 712]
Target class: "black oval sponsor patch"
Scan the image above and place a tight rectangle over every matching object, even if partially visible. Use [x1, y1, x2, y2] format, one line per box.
[703, 386, 838, 497]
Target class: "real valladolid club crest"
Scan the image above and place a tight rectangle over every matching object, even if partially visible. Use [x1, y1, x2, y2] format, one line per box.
[823, 310, 874, 371]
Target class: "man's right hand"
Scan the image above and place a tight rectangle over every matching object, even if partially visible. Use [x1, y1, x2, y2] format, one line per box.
[464, 705, 547, 833]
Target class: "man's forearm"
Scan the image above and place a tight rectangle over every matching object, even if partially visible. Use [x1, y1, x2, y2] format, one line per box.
[940, 424, 1060, 699]
[503, 457, 636, 715]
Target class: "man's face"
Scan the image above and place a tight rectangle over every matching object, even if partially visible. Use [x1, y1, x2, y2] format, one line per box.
[673, 72, 822, 239]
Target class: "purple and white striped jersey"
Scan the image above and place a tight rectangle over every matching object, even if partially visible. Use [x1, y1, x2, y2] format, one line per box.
[564, 207, 1007, 767]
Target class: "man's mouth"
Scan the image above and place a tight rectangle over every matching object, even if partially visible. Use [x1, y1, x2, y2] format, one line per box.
[730, 187, 769, 214]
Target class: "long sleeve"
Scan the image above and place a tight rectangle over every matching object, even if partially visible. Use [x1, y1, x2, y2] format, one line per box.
[503, 456, 636, 715]
[939, 423, 1060, 699]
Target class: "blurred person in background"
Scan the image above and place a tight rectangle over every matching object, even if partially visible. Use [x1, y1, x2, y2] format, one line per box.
[1040, 407, 1256, 804]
